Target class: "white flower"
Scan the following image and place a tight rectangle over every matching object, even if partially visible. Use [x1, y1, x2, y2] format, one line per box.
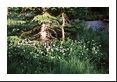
[51, 56, 55, 59]
[87, 41, 90, 43]
[46, 46, 51, 52]
[63, 53, 65, 55]
[60, 46, 63, 49]
[92, 47, 95, 50]
[30, 52, 33, 54]
[40, 51, 43, 54]
[99, 45, 101, 47]
[46, 54, 48, 56]
[33, 43, 36, 46]
[58, 56, 61, 59]
[83, 45, 86, 48]
[67, 48, 69, 50]
[95, 51, 97, 54]
[51, 48, 54, 52]
[78, 42, 80, 44]
[60, 49, 64, 53]
[70, 48, 73, 51]
[53, 44, 55, 47]
[48, 46, 51, 49]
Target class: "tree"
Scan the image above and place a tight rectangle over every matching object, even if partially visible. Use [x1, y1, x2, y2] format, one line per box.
[61, 12, 65, 42]
[26, 7, 60, 44]
[13, 7, 109, 43]
[19, 7, 72, 44]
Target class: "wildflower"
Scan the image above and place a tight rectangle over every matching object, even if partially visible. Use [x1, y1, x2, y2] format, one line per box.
[87, 41, 90, 43]
[53, 44, 55, 47]
[51, 48, 54, 52]
[63, 53, 65, 55]
[86, 48, 89, 51]
[46, 48, 49, 52]
[23, 49, 25, 52]
[95, 51, 97, 54]
[58, 56, 61, 59]
[83, 45, 86, 48]
[33, 42, 36, 46]
[67, 48, 69, 50]
[70, 48, 73, 51]
[51, 56, 55, 59]
[40, 51, 43, 54]
[92, 47, 95, 50]
[85, 57, 87, 59]
[60, 49, 64, 53]
[60, 46, 63, 49]
[92, 40, 94, 42]
[30, 52, 33, 54]
[46, 54, 48, 56]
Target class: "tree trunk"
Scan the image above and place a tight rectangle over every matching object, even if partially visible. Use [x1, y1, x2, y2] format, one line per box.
[61, 12, 65, 42]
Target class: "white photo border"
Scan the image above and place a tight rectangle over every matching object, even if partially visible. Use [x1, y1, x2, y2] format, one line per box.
[0, 0, 116, 81]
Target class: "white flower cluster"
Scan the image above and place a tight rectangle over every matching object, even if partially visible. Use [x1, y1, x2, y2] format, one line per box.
[17, 39, 40, 47]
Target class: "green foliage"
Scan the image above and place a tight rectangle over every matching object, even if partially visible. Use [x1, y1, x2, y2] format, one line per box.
[7, 36, 108, 74]
[32, 12, 59, 25]
[7, 36, 21, 46]
[58, 57, 97, 74]
[7, 19, 26, 26]
[8, 7, 109, 21]
[7, 7, 109, 74]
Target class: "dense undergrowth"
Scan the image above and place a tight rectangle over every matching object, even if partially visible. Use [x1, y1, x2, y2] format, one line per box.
[7, 29, 109, 74]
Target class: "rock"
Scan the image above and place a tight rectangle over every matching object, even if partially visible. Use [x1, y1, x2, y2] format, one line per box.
[85, 20, 109, 32]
